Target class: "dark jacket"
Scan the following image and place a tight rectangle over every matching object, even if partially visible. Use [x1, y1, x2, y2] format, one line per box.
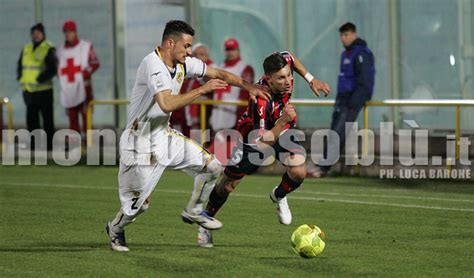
[337, 38, 375, 108]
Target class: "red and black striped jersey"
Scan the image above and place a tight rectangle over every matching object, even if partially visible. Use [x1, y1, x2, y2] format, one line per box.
[236, 51, 296, 144]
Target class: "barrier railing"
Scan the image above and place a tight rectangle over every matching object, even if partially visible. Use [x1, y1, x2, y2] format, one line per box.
[0, 97, 14, 130]
[0, 97, 14, 146]
[86, 99, 129, 147]
[364, 100, 474, 159]
[86, 98, 473, 160]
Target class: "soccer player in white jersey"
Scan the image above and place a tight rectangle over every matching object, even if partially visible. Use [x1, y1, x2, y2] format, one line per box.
[105, 20, 270, 252]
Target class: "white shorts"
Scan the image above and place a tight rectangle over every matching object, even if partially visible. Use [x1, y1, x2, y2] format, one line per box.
[118, 129, 212, 216]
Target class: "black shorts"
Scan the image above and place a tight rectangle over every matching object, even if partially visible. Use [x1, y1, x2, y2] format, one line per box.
[224, 133, 306, 180]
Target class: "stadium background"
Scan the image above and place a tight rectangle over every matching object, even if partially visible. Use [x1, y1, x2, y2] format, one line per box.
[1, 0, 473, 131]
[1, 1, 474, 276]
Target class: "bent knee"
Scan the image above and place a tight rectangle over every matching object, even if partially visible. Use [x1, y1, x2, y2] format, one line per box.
[206, 157, 223, 177]
[288, 166, 306, 182]
[141, 197, 151, 211]
[223, 179, 240, 193]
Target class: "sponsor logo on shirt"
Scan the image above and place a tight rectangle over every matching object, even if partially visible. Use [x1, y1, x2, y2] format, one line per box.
[176, 72, 184, 83]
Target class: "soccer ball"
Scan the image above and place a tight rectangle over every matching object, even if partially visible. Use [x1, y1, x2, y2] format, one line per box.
[291, 224, 326, 258]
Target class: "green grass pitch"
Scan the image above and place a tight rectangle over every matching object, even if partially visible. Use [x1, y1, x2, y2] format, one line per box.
[1, 165, 473, 277]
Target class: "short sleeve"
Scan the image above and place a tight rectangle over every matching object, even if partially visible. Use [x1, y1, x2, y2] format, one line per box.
[146, 60, 172, 95]
[184, 56, 207, 78]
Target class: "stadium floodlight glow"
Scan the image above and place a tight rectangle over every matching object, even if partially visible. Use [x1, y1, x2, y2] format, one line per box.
[3, 97, 9, 103]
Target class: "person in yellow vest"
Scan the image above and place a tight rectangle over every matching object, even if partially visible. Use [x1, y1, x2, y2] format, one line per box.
[17, 23, 57, 150]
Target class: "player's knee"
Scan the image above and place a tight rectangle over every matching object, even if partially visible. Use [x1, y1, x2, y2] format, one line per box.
[223, 183, 235, 193]
[223, 180, 239, 193]
[206, 157, 223, 177]
[141, 198, 151, 211]
[288, 166, 306, 182]
[121, 209, 137, 219]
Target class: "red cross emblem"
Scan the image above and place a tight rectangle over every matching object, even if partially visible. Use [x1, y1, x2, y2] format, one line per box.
[60, 58, 82, 83]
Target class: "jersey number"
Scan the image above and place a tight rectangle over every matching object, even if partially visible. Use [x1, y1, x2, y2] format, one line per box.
[231, 148, 243, 164]
[131, 197, 139, 210]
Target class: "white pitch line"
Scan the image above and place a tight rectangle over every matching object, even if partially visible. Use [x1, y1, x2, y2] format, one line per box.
[283, 195, 474, 213]
[3, 181, 473, 203]
[0, 182, 114, 191]
[157, 189, 474, 213]
[0, 246, 96, 251]
[1, 182, 474, 213]
[295, 190, 474, 203]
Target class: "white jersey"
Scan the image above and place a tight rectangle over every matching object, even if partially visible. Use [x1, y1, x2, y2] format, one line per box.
[121, 49, 207, 153]
[116, 49, 219, 218]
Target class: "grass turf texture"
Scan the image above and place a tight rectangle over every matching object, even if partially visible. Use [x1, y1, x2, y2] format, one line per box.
[1, 165, 473, 277]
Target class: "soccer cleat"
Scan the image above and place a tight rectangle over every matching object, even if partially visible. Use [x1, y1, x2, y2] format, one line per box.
[106, 222, 130, 252]
[197, 226, 214, 248]
[270, 187, 292, 225]
[181, 210, 223, 230]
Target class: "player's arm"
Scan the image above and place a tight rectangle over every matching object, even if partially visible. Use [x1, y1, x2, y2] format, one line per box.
[155, 79, 227, 113]
[257, 104, 296, 147]
[205, 66, 271, 102]
[288, 51, 331, 97]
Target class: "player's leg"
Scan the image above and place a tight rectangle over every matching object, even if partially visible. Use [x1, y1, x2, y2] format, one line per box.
[106, 197, 150, 252]
[183, 157, 222, 215]
[197, 143, 259, 247]
[273, 163, 306, 199]
[270, 159, 306, 226]
[271, 137, 307, 225]
[166, 130, 224, 230]
[205, 171, 241, 217]
[106, 159, 166, 251]
[195, 171, 241, 248]
[109, 197, 150, 229]
[180, 157, 225, 230]
[205, 141, 261, 218]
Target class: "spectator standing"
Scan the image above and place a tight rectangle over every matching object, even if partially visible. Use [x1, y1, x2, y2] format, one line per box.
[17, 23, 57, 150]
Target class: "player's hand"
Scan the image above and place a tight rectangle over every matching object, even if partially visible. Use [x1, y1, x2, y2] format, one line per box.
[202, 79, 228, 94]
[247, 83, 271, 102]
[309, 79, 331, 97]
[281, 104, 296, 123]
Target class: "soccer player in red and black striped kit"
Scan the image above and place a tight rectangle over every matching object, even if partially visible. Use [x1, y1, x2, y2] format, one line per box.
[197, 51, 331, 247]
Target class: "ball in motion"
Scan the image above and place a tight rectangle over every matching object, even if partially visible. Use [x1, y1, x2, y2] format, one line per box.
[291, 224, 326, 258]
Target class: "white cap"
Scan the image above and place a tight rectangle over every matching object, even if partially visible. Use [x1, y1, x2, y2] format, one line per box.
[192, 42, 206, 53]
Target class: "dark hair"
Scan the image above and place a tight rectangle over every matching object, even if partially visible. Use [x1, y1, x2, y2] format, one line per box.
[339, 22, 356, 33]
[31, 23, 45, 35]
[263, 53, 288, 76]
[162, 20, 195, 42]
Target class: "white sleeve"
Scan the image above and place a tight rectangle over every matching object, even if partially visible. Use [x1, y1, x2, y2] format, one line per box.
[147, 61, 172, 95]
[184, 57, 207, 78]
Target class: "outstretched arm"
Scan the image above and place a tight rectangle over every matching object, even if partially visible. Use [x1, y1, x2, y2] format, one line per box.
[289, 51, 331, 97]
[155, 79, 228, 113]
[205, 66, 270, 102]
